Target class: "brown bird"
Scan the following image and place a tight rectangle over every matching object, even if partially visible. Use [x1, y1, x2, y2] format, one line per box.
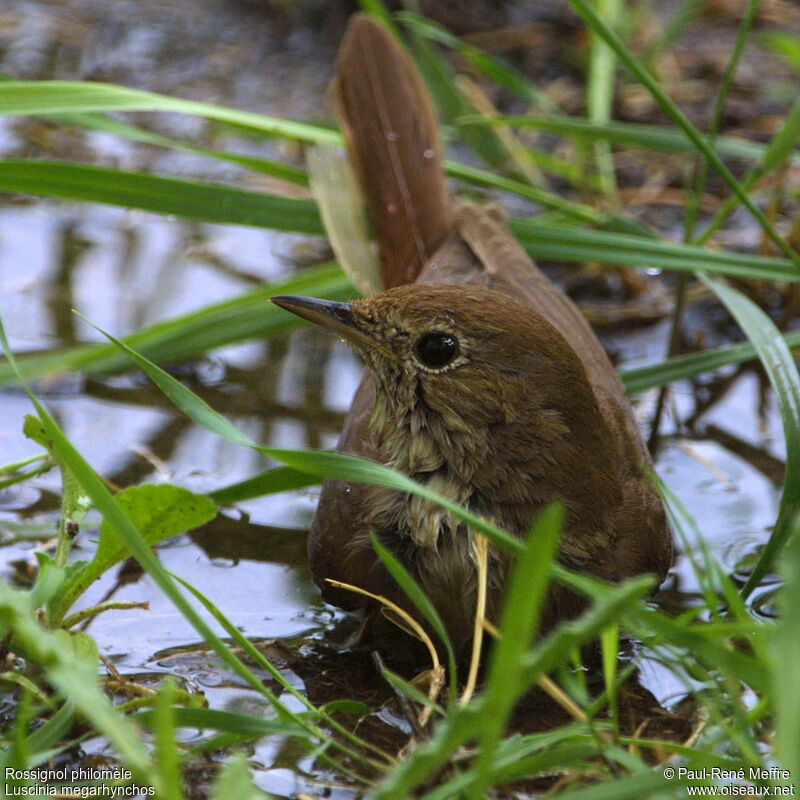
[272, 15, 672, 660]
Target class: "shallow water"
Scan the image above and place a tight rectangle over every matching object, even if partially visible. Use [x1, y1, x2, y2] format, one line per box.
[0, 0, 789, 795]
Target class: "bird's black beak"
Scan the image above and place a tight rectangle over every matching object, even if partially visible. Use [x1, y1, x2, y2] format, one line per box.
[270, 295, 376, 351]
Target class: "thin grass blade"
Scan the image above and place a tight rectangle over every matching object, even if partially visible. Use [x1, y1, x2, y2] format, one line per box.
[0, 161, 323, 233]
[702, 278, 800, 596]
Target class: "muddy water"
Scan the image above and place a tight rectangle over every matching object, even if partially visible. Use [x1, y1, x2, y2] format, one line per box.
[0, 0, 786, 796]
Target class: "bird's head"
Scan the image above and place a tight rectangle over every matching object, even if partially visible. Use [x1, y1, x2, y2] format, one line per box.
[271, 284, 606, 485]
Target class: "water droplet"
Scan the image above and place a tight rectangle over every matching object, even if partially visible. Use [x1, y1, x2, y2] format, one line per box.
[423, 149, 434, 159]
[646, 267, 662, 276]
[387, 131, 398, 142]
[387, 203, 397, 214]
[209, 557, 237, 569]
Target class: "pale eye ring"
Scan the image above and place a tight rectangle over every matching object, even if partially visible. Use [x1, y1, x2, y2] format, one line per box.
[415, 331, 459, 369]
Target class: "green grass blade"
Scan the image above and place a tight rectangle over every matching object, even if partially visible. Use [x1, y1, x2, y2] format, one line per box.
[371, 706, 484, 800]
[374, 575, 654, 800]
[587, 0, 622, 197]
[620, 329, 800, 394]
[564, 0, 800, 270]
[400, 18, 512, 174]
[0, 81, 340, 144]
[370, 532, 458, 701]
[469, 504, 563, 800]
[0, 584, 156, 784]
[545, 770, 684, 799]
[760, 31, 800, 74]
[625, 606, 768, 690]
[509, 220, 799, 281]
[774, 518, 800, 779]
[695, 88, 800, 247]
[0, 315, 321, 728]
[398, 12, 555, 110]
[23, 702, 76, 759]
[702, 278, 800, 596]
[169, 572, 395, 772]
[85, 316, 522, 555]
[50, 109, 309, 185]
[207, 466, 320, 504]
[152, 682, 184, 800]
[519, 575, 655, 683]
[133, 707, 306, 738]
[0, 262, 353, 386]
[449, 162, 609, 225]
[457, 113, 800, 164]
[0, 160, 323, 233]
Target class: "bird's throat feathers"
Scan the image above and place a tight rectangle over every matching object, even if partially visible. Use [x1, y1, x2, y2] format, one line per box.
[368, 368, 486, 479]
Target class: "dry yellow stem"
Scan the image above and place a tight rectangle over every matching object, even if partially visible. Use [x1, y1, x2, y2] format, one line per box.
[536, 674, 587, 721]
[325, 579, 441, 675]
[460, 533, 489, 706]
[326, 579, 446, 728]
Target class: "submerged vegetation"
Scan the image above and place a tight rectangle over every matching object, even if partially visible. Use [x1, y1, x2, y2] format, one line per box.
[2, 0, 800, 796]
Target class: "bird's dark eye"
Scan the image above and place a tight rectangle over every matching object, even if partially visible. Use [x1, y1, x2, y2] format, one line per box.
[415, 332, 459, 369]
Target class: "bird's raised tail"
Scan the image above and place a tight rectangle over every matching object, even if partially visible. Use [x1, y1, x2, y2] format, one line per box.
[330, 13, 452, 289]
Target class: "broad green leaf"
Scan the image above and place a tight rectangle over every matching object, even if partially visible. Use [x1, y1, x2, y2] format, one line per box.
[0, 313, 323, 733]
[95, 484, 217, 570]
[2, 314, 388, 778]
[51, 484, 217, 623]
[27, 553, 66, 610]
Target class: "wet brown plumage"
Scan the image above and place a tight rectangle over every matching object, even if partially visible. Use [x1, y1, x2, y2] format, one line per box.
[272, 15, 672, 660]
